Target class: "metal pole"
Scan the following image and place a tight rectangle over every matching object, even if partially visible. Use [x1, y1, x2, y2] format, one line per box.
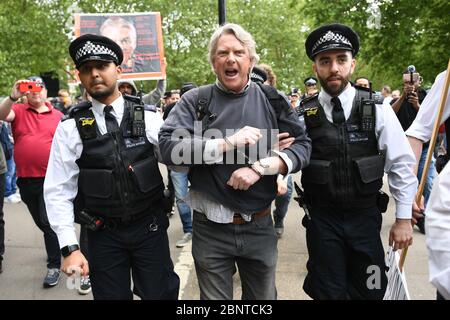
[218, 0, 226, 25]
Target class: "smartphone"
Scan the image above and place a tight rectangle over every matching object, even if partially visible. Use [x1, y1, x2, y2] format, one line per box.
[19, 81, 43, 93]
[403, 72, 420, 85]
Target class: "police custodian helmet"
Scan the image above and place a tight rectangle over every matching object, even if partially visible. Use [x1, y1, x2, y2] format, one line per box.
[304, 76, 318, 86]
[250, 66, 268, 84]
[305, 23, 360, 61]
[69, 34, 123, 69]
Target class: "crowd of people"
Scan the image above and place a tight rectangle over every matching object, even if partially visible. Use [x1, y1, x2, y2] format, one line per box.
[0, 20, 448, 301]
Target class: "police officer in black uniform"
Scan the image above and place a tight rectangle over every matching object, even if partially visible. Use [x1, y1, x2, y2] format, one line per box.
[303, 76, 318, 99]
[44, 34, 179, 300]
[299, 24, 417, 299]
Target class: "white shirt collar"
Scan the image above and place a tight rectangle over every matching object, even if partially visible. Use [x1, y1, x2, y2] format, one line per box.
[91, 95, 125, 118]
[89, 95, 125, 135]
[318, 83, 356, 122]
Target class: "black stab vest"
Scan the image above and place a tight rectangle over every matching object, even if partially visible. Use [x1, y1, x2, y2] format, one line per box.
[71, 99, 164, 219]
[301, 90, 385, 208]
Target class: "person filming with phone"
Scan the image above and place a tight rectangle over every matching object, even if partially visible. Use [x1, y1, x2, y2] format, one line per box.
[391, 66, 437, 233]
[391, 66, 425, 115]
[0, 76, 64, 287]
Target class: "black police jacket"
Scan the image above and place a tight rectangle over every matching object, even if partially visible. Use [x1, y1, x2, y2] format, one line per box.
[301, 90, 384, 208]
[70, 98, 164, 219]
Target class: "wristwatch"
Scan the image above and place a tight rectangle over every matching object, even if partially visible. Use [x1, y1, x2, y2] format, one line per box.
[61, 244, 80, 258]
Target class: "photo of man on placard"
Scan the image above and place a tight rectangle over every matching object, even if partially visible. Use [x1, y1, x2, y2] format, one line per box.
[75, 13, 165, 79]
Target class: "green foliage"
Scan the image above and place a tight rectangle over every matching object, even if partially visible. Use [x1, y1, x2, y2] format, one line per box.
[0, 0, 448, 96]
[0, 0, 73, 94]
[300, 0, 450, 90]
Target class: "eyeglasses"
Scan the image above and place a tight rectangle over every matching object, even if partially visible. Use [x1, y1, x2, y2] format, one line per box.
[305, 81, 317, 86]
[118, 37, 133, 46]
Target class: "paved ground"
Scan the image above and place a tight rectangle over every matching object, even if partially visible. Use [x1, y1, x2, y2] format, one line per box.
[0, 172, 436, 300]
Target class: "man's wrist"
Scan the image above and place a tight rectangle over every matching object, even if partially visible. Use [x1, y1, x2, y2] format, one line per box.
[9, 95, 18, 102]
[250, 162, 264, 177]
[61, 244, 80, 258]
[224, 136, 235, 148]
[223, 136, 236, 152]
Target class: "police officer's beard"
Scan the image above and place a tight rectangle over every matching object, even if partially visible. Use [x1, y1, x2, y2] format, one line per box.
[318, 74, 350, 97]
[88, 85, 116, 101]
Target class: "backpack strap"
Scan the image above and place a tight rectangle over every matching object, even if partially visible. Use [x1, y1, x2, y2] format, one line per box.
[194, 82, 292, 130]
[255, 82, 287, 118]
[195, 84, 214, 131]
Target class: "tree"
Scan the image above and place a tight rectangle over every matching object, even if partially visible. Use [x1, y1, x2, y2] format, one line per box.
[299, 0, 450, 89]
[0, 0, 73, 95]
[1, 0, 448, 96]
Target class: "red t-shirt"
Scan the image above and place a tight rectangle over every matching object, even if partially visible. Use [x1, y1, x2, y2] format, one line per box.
[11, 102, 63, 178]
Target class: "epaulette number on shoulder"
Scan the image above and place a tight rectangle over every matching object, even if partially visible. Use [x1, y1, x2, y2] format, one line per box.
[64, 101, 92, 121]
[305, 107, 319, 117]
[300, 93, 320, 118]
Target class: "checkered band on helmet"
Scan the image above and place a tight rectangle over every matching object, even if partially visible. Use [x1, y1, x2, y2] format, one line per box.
[251, 72, 265, 83]
[305, 23, 359, 60]
[312, 31, 352, 53]
[75, 41, 118, 61]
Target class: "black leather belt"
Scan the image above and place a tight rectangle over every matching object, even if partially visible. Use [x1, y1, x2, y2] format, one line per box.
[102, 210, 152, 229]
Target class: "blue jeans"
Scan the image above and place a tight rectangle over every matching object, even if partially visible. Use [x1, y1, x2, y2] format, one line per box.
[273, 175, 293, 227]
[418, 146, 437, 206]
[170, 171, 192, 234]
[4, 153, 17, 197]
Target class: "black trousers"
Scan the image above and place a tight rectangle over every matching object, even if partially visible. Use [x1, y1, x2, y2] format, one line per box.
[303, 205, 387, 300]
[0, 173, 5, 261]
[17, 177, 60, 269]
[87, 211, 180, 300]
[79, 225, 89, 258]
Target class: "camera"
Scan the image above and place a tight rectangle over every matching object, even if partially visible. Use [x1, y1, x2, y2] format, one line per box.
[19, 81, 43, 93]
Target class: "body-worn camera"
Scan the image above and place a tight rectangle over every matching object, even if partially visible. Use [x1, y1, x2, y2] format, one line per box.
[19, 81, 43, 93]
[131, 104, 145, 137]
[360, 99, 375, 131]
